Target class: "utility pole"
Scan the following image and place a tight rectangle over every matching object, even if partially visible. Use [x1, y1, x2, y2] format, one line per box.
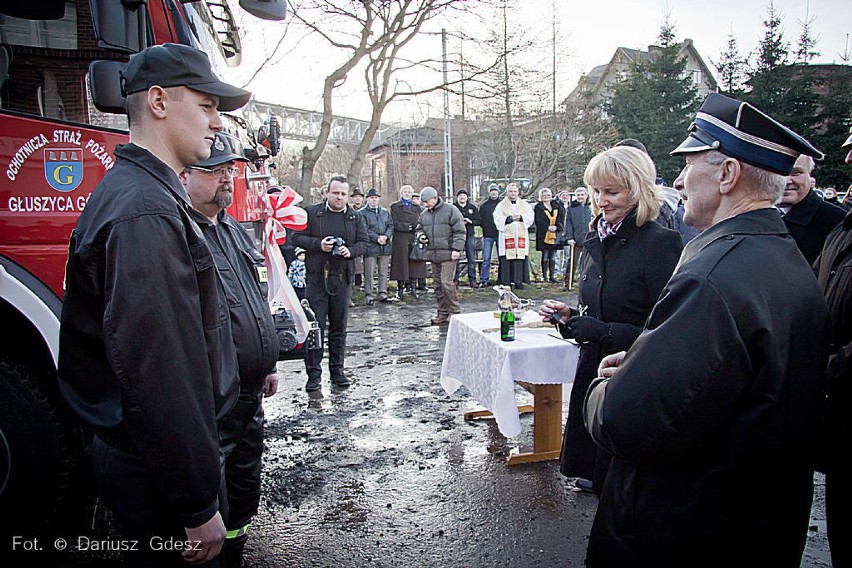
[552, 0, 556, 114]
[442, 28, 454, 196]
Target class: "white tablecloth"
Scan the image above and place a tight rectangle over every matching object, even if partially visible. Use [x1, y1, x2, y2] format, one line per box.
[440, 310, 579, 438]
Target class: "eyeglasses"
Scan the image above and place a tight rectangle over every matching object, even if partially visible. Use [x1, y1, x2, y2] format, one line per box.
[189, 166, 240, 178]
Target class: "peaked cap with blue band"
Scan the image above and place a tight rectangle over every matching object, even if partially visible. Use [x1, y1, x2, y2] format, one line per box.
[671, 93, 823, 175]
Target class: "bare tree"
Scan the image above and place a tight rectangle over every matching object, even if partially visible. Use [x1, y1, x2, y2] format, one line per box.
[279, 0, 480, 193]
[344, 0, 472, 190]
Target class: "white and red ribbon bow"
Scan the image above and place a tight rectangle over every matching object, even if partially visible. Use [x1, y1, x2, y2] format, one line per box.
[266, 185, 307, 246]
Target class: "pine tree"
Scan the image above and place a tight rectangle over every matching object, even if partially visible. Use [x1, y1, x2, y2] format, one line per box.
[795, 2, 820, 63]
[745, 2, 789, 112]
[713, 34, 747, 96]
[605, 18, 700, 183]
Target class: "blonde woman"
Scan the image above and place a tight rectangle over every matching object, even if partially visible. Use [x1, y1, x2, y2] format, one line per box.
[539, 145, 682, 493]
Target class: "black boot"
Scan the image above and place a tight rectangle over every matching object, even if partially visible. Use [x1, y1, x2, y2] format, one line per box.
[410, 283, 419, 300]
[549, 259, 557, 283]
[397, 281, 405, 300]
[540, 260, 548, 283]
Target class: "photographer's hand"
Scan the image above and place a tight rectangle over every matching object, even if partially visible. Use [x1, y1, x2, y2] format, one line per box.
[321, 236, 334, 253]
[338, 246, 351, 258]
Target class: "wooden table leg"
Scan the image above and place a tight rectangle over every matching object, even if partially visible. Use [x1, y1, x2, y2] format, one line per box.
[506, 383, 563, 465]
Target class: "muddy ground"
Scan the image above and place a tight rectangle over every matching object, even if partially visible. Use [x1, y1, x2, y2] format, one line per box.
[244, 282, 831, 567]
[22, 281, 831, 567]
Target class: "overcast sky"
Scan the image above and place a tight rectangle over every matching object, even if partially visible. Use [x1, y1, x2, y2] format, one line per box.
[230, 0, 851, 124]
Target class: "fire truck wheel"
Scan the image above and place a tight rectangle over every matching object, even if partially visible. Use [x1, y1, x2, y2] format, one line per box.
[0, 358, 75, 537]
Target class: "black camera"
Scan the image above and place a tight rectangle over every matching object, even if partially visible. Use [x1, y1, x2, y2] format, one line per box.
[330, 237, 346, 256]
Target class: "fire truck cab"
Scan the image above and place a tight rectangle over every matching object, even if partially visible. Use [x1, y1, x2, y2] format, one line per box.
[0, 0, 287, 540]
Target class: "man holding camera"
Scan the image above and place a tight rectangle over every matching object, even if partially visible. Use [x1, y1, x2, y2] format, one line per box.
[291, 175, 369, 391]
[180, 131, 279, 567]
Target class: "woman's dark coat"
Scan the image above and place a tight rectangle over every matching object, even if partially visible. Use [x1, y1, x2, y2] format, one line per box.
[390, 201, 427, 280]
[533, 200, 565, 252]
[559, 212, 682, 488]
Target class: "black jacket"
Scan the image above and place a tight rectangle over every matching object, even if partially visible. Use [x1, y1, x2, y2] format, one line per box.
[558, 212, 682, 483]
[563, 201, 592, 245]
[585, 209, 829, 566]
[533, 200, 564, 251]
[815, 211, 852, 474]
[479, 197, 501, 238]
[58, 143, 236, 528]
[192, 210, 278, 391]
[783, 189, 846, 264]
[454, 201, 481, 238]
[290, 202, 369, 277]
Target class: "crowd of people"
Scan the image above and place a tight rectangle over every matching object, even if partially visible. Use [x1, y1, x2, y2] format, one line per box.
[52, 41, 852, 568]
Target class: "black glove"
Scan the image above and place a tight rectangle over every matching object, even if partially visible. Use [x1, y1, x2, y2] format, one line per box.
[549, 306, 579, 327]
[567, 315, 610, 344]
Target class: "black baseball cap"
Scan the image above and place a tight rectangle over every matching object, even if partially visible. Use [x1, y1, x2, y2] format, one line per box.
[193, 132, 249, 167]
[121, 43, 251, 111]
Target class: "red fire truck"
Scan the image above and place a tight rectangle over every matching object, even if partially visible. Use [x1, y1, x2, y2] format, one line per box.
[0, 0, 287, 538]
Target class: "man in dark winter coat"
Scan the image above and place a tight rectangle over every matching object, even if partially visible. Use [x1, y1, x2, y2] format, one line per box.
[291, 176, 369, 391]
[453, 188, 481, 287]
[478, 184, 501, 287]
[813, 127, 852, 567]
[584, 93, 829, 567]
[417, 186, 466, 325]
[561, 187, 591, 286]
[778, 153, 846, 264]
[361, 188, 394, 304]
[181, 132, 280, 567]
[58, 43, 250, 565]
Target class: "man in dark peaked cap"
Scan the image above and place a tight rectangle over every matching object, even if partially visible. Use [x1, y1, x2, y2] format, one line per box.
[583, 93, 830, 567]
[813, 125, 852, 567]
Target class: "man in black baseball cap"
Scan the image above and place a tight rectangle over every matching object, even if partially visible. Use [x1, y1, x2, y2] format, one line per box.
[583, 93, 830, 566]
[122, 43, 251, 111]
[59, 42, 252, 566]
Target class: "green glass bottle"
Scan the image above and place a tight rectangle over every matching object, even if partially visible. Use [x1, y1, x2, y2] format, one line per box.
[499, 292, 515, 341]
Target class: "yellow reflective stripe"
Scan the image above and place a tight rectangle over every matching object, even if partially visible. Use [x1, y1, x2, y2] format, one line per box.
[226, 523, 250, 539]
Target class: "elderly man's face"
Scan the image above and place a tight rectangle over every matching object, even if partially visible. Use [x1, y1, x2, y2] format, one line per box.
[456, 192, 468, 205]
[779, 155, 813, 207]
[674, 153, 722, 231]
[575, 190, 588, 204]
[366, 195, 380, 208]
[423, 196, 438, 210]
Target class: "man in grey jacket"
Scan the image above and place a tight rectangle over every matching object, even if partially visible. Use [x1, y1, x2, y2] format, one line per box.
[417, 186, 466, 325]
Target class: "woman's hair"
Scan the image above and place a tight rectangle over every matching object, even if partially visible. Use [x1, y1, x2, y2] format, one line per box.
[584, 146, 661, 226]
